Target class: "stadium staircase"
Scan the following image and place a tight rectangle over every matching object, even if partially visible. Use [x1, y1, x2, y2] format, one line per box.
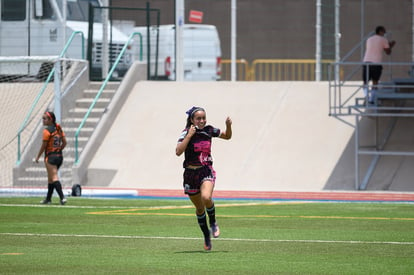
[13, 81, 120, 188]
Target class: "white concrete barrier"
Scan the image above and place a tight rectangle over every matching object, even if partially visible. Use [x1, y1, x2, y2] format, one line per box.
[87, 81, 360, 192]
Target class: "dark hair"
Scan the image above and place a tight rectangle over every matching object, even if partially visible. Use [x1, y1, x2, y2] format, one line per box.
[45, 111, 56, 124]
[45, 111, 63, 135]
[185, 106, 205, 128]
[375, 26, 385, 35]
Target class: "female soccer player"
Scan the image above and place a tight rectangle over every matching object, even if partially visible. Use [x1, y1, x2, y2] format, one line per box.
[35, 111, 67, 205]
[176, 106, 232, 251]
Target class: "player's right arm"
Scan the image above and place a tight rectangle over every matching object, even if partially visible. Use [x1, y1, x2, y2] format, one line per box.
[35, 140, 48, 163]
[176, 125, 196, 156]
[35, 130, 49, 163]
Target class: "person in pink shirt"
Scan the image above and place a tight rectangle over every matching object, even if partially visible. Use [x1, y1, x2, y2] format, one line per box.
[362, 26, 396, 103]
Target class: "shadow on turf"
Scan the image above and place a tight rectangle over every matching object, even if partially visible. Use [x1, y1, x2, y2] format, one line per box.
[175, 250, 229, 254]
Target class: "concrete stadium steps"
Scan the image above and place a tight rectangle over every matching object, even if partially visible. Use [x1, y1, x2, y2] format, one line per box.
[68, 108, 107, 118]
[14, 176, 73, 187]
[76, 98, 111, 109]
[83, 90, 116, 98]
[63, 127, 94, 135]
[13, 165, 72, 187]
[63, 118, 100, 128]
[14, 81, 119, 188]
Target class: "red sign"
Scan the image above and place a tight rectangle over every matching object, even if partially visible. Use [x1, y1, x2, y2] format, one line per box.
[189, 10, 203, 23]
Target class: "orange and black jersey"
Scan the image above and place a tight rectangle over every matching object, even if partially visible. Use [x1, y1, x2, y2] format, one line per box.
[43, 124, 65, 156]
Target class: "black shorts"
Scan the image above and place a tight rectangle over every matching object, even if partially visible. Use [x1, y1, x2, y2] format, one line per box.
[46, 154, 63, 169]
[362, 64, 383, 83]
[183, 165, 216, 195]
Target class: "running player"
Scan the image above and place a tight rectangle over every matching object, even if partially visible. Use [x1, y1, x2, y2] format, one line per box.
[176, 106, 232, 251]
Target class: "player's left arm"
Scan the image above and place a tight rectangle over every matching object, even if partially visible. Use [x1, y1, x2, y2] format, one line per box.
[219, 117, 232, 140]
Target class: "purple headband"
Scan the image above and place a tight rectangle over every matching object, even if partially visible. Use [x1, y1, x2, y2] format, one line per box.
[186, 106, 205, 118]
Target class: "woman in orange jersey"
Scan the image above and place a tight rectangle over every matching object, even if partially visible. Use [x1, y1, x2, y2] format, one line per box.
[35, 111, 67, 205]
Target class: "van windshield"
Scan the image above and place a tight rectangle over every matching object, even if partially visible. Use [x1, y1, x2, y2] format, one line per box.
[57, 0, 102, 22]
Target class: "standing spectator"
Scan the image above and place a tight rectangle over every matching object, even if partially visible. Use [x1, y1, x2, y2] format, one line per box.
[35, 111, 67, 205]
[362, 25, 396, 103]
[176, 106, 232, 251]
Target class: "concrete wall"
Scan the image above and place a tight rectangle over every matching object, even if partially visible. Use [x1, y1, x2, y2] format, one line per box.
[86, 81, 371, 192]
[86, 81, 414, 192]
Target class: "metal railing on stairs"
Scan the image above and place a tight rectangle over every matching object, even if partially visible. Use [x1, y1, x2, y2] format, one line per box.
[74, 32, 143, 164]
[329, 54, 414, 190]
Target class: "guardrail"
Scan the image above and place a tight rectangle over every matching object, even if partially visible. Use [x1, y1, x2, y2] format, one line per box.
[221, 59, 250, 81]
[220, 59, 335, 81]
[16, 31, 85, 164]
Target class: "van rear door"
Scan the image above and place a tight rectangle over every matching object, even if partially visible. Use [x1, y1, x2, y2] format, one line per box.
[183, 25, 221, 81]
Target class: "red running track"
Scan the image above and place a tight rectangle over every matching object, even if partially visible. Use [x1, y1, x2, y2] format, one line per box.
[135, 189, 414, 202]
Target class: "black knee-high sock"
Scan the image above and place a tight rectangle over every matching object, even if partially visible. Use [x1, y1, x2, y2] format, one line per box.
[206, 204, 216, 226]
[53, 181, 65, 200]
[197, 212, 210, 238]
[46, 183, 54, 201]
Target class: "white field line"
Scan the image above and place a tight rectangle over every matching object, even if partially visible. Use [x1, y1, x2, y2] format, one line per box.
[0, 204, 144, 209]
[1, 232, 414, 246]
[2, 203, 414, 221]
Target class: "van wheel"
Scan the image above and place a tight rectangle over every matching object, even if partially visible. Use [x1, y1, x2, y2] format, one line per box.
[71, 184, 82, 197]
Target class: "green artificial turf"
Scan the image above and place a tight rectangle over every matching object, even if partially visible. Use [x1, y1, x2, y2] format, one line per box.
[1, 197, 413, 274]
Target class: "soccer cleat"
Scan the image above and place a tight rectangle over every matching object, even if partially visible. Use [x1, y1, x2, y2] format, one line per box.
[211, 222, 220, 238]
[40, 199, 51, 205]
[60, 198, 67, 205]
[204, 234, 212, 251]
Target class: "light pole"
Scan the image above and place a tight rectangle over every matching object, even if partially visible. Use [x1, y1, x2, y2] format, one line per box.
[175, 0, 184, 81]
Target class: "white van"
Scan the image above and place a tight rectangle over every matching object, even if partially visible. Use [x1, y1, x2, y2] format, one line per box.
[0, 0, 132, 78]
[133, 24, 221, 81]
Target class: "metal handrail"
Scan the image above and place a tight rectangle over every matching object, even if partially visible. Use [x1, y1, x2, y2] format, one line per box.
[74, 32, 143, 163]
[16, 31, 85, 164]
[328, 61, 414, 118]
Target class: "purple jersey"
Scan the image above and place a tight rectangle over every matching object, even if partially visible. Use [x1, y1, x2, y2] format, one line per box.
[178, 125, 221, 168]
